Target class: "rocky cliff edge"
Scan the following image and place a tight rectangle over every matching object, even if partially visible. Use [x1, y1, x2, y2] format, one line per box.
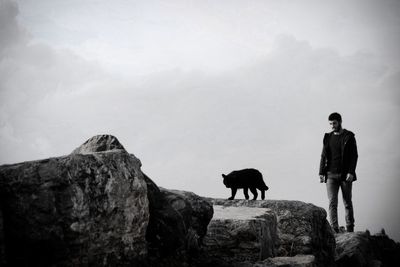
[1, 135, 399, 267]
[0, 135, 213, 266]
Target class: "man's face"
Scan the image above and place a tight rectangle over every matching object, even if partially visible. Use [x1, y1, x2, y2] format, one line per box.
[329, 120, 342, 132]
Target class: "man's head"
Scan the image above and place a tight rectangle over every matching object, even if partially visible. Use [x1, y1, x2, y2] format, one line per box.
[328, 112, 342, 133]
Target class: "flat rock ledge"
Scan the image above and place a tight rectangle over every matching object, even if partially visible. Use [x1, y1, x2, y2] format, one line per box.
[202, 205, 277, 265]
[253, 255, 316, 267]
[204, 199, 335, 267]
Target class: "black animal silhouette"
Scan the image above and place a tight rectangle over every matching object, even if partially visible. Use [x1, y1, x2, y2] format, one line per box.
[222, 168, 269, 200]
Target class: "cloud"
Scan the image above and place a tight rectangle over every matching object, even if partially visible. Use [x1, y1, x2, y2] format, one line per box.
[0, 0, 26, 53]
[0, 0, 116, 162]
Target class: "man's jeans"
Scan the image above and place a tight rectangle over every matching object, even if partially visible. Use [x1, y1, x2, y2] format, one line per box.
[326, 173, 354, 230]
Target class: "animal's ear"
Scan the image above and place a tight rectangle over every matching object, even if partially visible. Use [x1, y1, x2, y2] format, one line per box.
[222, 174, 226, 178]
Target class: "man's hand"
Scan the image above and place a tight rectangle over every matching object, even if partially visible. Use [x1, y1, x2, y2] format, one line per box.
[346, 173, 354, 182]
[319, 175, 327, 183]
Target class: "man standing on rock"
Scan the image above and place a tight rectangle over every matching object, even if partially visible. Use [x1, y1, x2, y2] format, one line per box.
[319, 112, 358, 233]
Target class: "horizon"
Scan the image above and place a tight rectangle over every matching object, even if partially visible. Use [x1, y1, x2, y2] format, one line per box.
[1, 0, 399, 241]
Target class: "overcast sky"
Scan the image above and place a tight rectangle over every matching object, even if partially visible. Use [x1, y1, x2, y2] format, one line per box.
[1, 0, 400, 240]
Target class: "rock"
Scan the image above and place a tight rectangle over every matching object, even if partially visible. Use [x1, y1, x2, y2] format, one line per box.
[144, 183, 214, 266]
[142, 173, 186, 257]
[335, 231, 400, 267]
[369, 231, 400, 267]
[8, 134, 400, 267]
[255, 254, 316, 267]
[0, 135, 215, 267]
[335, 232, 375, 267]
[202, 204, 278, 266]
[71, 134, 127, 155]
[70, 135, 214, 266]
[0, 207, 5, 266]
[0, 136, 149, 266]
[160, 189, 214, 247]
[210, 199, 335, 267]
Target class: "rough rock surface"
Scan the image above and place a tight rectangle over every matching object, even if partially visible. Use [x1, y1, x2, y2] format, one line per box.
[71, 134, 126, 155]
[0, 135, 214, 267]
[71, 135, 214, 266]
[202, 205, 277, 266]
[254, 254, 316, 267]
[0, 136, 149, 266]
[0, 207, 5, 266]
[335, 231, 400, 267]
[3, 134, 399, 267]
[160, 188, 214, 247]
[144, 180, 214, 266]
[210, 199, 335, 266]
[335, 232, 376, 267]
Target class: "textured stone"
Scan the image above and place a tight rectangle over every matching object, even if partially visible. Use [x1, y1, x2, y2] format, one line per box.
[145, 183, 214, 263]
[6, 134, 400, 267]
[0, 136, 149, 266]
[335, 232, 374, 267]
[202, 204, 277, 265]
[210, 199, 335, 266]
[0, 207, 5, 266]
[143, 173, 186, 257]
[234, 256, 316, 267]
[162, 189, 213, 238]
[254, 254, 316, 267]
[71, 134, 127, 155]
[335, 231, 400, 267]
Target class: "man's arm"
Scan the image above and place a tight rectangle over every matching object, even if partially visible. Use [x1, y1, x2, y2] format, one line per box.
[319, 154, 327, 183]
[347, 136, 358, 175]
[319, 135, 328, 182]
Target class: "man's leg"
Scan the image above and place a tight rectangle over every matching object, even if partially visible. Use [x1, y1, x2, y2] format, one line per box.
[326, 178, 340, 232]
[341, 181, 354, 232]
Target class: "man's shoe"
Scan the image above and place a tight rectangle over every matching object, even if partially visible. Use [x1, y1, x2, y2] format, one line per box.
[346, 226, 354, 232]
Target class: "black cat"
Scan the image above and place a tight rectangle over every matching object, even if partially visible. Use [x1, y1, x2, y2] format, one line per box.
[222, 168, 269, 200]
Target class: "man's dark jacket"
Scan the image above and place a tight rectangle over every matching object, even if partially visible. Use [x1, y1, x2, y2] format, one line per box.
[319, 129, 358, 181]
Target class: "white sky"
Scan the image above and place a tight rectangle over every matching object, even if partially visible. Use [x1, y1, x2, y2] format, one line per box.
[1, 0, 400, 240]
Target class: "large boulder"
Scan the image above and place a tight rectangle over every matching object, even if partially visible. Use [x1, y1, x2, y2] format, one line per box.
[369, 231, 400, 267]
[335, 231, 400, 267]
[142, 173, 187, 257]
[0, 135, 149, 266]
[201, 204, 278, 266]
[71, 136, 214, 266]
[0, 134, 215, 267]
[159, 189, 214, 249]
[335, 232, 377, 267]
[210, 199, 335, 267]
[144, 178, 214, 266]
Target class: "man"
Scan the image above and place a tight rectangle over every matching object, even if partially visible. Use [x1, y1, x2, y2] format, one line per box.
[319, 112, 358, 233]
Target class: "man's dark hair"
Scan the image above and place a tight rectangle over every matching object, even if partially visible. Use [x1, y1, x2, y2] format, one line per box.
[328, 112, 342, 122]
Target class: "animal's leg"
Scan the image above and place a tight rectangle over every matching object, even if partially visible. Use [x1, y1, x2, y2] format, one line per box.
[228, 188, 237, 200]
[261, 189, 265, 200]
[250, 187, 258, 200]
[243, 188, 249, 200]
